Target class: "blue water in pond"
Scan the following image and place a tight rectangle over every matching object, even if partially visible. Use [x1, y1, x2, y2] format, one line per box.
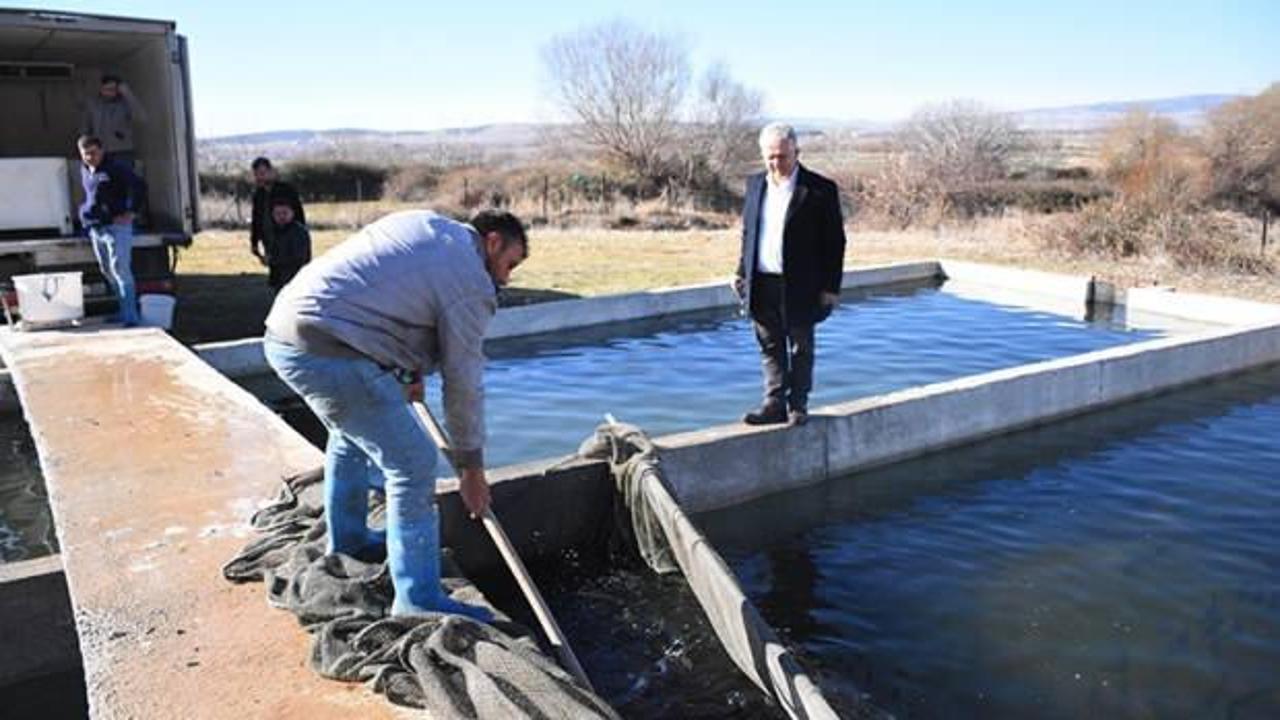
[432, 281, 1166, 467]
[0, 414, 57, 563]
[697, 364, 1280, 719]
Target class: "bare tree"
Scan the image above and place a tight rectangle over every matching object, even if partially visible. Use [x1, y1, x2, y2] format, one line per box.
[1206, 84, 1280, 249]
[690, 61, 765, 177]
[1099, 109, 1204, 207]
[897, 100, 1021, 186]
[542, 20, 690, 183]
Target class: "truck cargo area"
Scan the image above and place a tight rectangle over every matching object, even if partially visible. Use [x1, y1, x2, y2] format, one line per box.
[0, 9, 198, 314]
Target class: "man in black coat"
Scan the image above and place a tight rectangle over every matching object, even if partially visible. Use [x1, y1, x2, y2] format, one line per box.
[249, 156, 307, 271]
[734, 123, 847, 426]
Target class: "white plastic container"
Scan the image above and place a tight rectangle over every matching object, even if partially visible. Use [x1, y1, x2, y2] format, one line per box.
[139, 293, 176, 329]
[13, 272, 83, 325]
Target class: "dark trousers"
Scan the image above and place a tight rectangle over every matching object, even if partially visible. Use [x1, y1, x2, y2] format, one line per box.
[751, 273, 815, 411]
[268, 262, 304, 291]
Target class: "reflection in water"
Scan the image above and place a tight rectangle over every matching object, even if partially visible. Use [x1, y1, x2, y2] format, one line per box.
[759, 541, 826, 645]
[699, 365, 1280, 719]
[0, 414, 57, 562]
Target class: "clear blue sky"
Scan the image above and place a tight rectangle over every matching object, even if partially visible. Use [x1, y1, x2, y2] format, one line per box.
[10, 1, 1278, 137]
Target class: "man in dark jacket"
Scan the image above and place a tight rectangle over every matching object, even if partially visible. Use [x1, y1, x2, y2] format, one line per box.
[249, 157, 306, 271]
[265, 197, 312, 291]
[78, 135, 147, 326]
[734, 123, 847, 426]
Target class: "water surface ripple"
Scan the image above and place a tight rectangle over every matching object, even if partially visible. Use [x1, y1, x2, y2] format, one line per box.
[448, 282, 1163, 466]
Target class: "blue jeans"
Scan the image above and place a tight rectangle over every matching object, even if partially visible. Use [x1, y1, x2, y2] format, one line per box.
[264, 339, 490, 620]
[89, 223, 138, 326]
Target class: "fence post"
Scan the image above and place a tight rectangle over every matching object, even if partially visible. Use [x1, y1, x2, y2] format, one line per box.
[463, 178, 469, 207]
[356, 178, 364, 227]
[542, 175, 549, 219]
[233, 186, 243, 225]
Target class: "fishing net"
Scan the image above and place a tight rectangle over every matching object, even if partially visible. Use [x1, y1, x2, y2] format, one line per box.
[226, 425, 886, 719]
[223, 466, 618, 719]
[580, 421, 887, 720]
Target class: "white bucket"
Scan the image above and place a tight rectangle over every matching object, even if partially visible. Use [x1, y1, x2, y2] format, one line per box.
[13, 272, 83, 325]
[139, 294, 176, 330]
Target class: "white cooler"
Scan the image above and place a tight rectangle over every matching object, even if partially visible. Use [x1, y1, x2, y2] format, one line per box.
[0, 157, 75, 235]
[13, 271, 84, 325]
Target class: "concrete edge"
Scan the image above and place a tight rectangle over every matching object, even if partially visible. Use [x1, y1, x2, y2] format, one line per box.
[0, 553, 62, 583]
[656, 320, 1280, 513]
[937, 258, 1093, 304]
[1125, 286, 1280, 325]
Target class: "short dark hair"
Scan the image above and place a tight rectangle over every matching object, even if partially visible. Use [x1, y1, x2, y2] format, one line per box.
[77, 134, 102, 150]
[251, 156, 272, 171]
[100, 74, 121, 85]
[470, 209, 527, 250]
[270, 197, 294, 209]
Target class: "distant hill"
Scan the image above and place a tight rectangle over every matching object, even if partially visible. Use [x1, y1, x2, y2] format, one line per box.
[1013, 94, 1240, 131]
[207, 123, 552, 147]
[198, 94, 1243, 162]
[197, 123, 561, 167]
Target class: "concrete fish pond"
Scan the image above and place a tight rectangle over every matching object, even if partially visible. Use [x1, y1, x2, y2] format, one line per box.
[697, 363, 1280, 718]
[2, 261, 1279, 717]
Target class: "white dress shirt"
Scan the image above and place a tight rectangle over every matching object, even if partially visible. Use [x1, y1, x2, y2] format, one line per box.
[756, 167, 797, 274]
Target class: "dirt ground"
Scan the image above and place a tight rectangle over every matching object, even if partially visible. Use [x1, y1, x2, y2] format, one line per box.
[172, 217, 1278, 345]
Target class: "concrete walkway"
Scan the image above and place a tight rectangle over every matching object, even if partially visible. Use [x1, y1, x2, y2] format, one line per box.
[0, 326, 410, 718]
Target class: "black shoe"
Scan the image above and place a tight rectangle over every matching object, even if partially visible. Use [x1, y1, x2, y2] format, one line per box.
[743, 403, 787, 425]
[789, 408, 809, 426]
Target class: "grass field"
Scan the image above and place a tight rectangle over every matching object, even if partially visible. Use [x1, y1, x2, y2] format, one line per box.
[172, 216, 1278, 345]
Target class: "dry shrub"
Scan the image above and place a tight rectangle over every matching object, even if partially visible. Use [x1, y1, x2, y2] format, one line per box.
[1047, 198, 1174, 257]
[946, 179, 1111, 217]
[1163, 210, 1275, 274]
[1099, 110, 1207, 207]
[846, 154, 946, 230]
[847, 100, 1032, 230]
[899, 100, 1022, 186]
[384, 164, 442, 202]
[1036, 109, 1273, 276]
[1042, 200, 1274, 275]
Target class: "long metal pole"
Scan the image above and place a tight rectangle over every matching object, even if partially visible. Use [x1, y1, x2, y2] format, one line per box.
[408, 401, 593, 691]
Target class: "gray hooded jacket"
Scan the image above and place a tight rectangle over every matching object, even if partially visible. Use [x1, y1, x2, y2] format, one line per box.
[266, 211, 496, 467]
[81, 87, 147, 154]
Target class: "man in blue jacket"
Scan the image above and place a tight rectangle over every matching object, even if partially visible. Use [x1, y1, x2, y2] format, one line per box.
[78, 135, 146, 326]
